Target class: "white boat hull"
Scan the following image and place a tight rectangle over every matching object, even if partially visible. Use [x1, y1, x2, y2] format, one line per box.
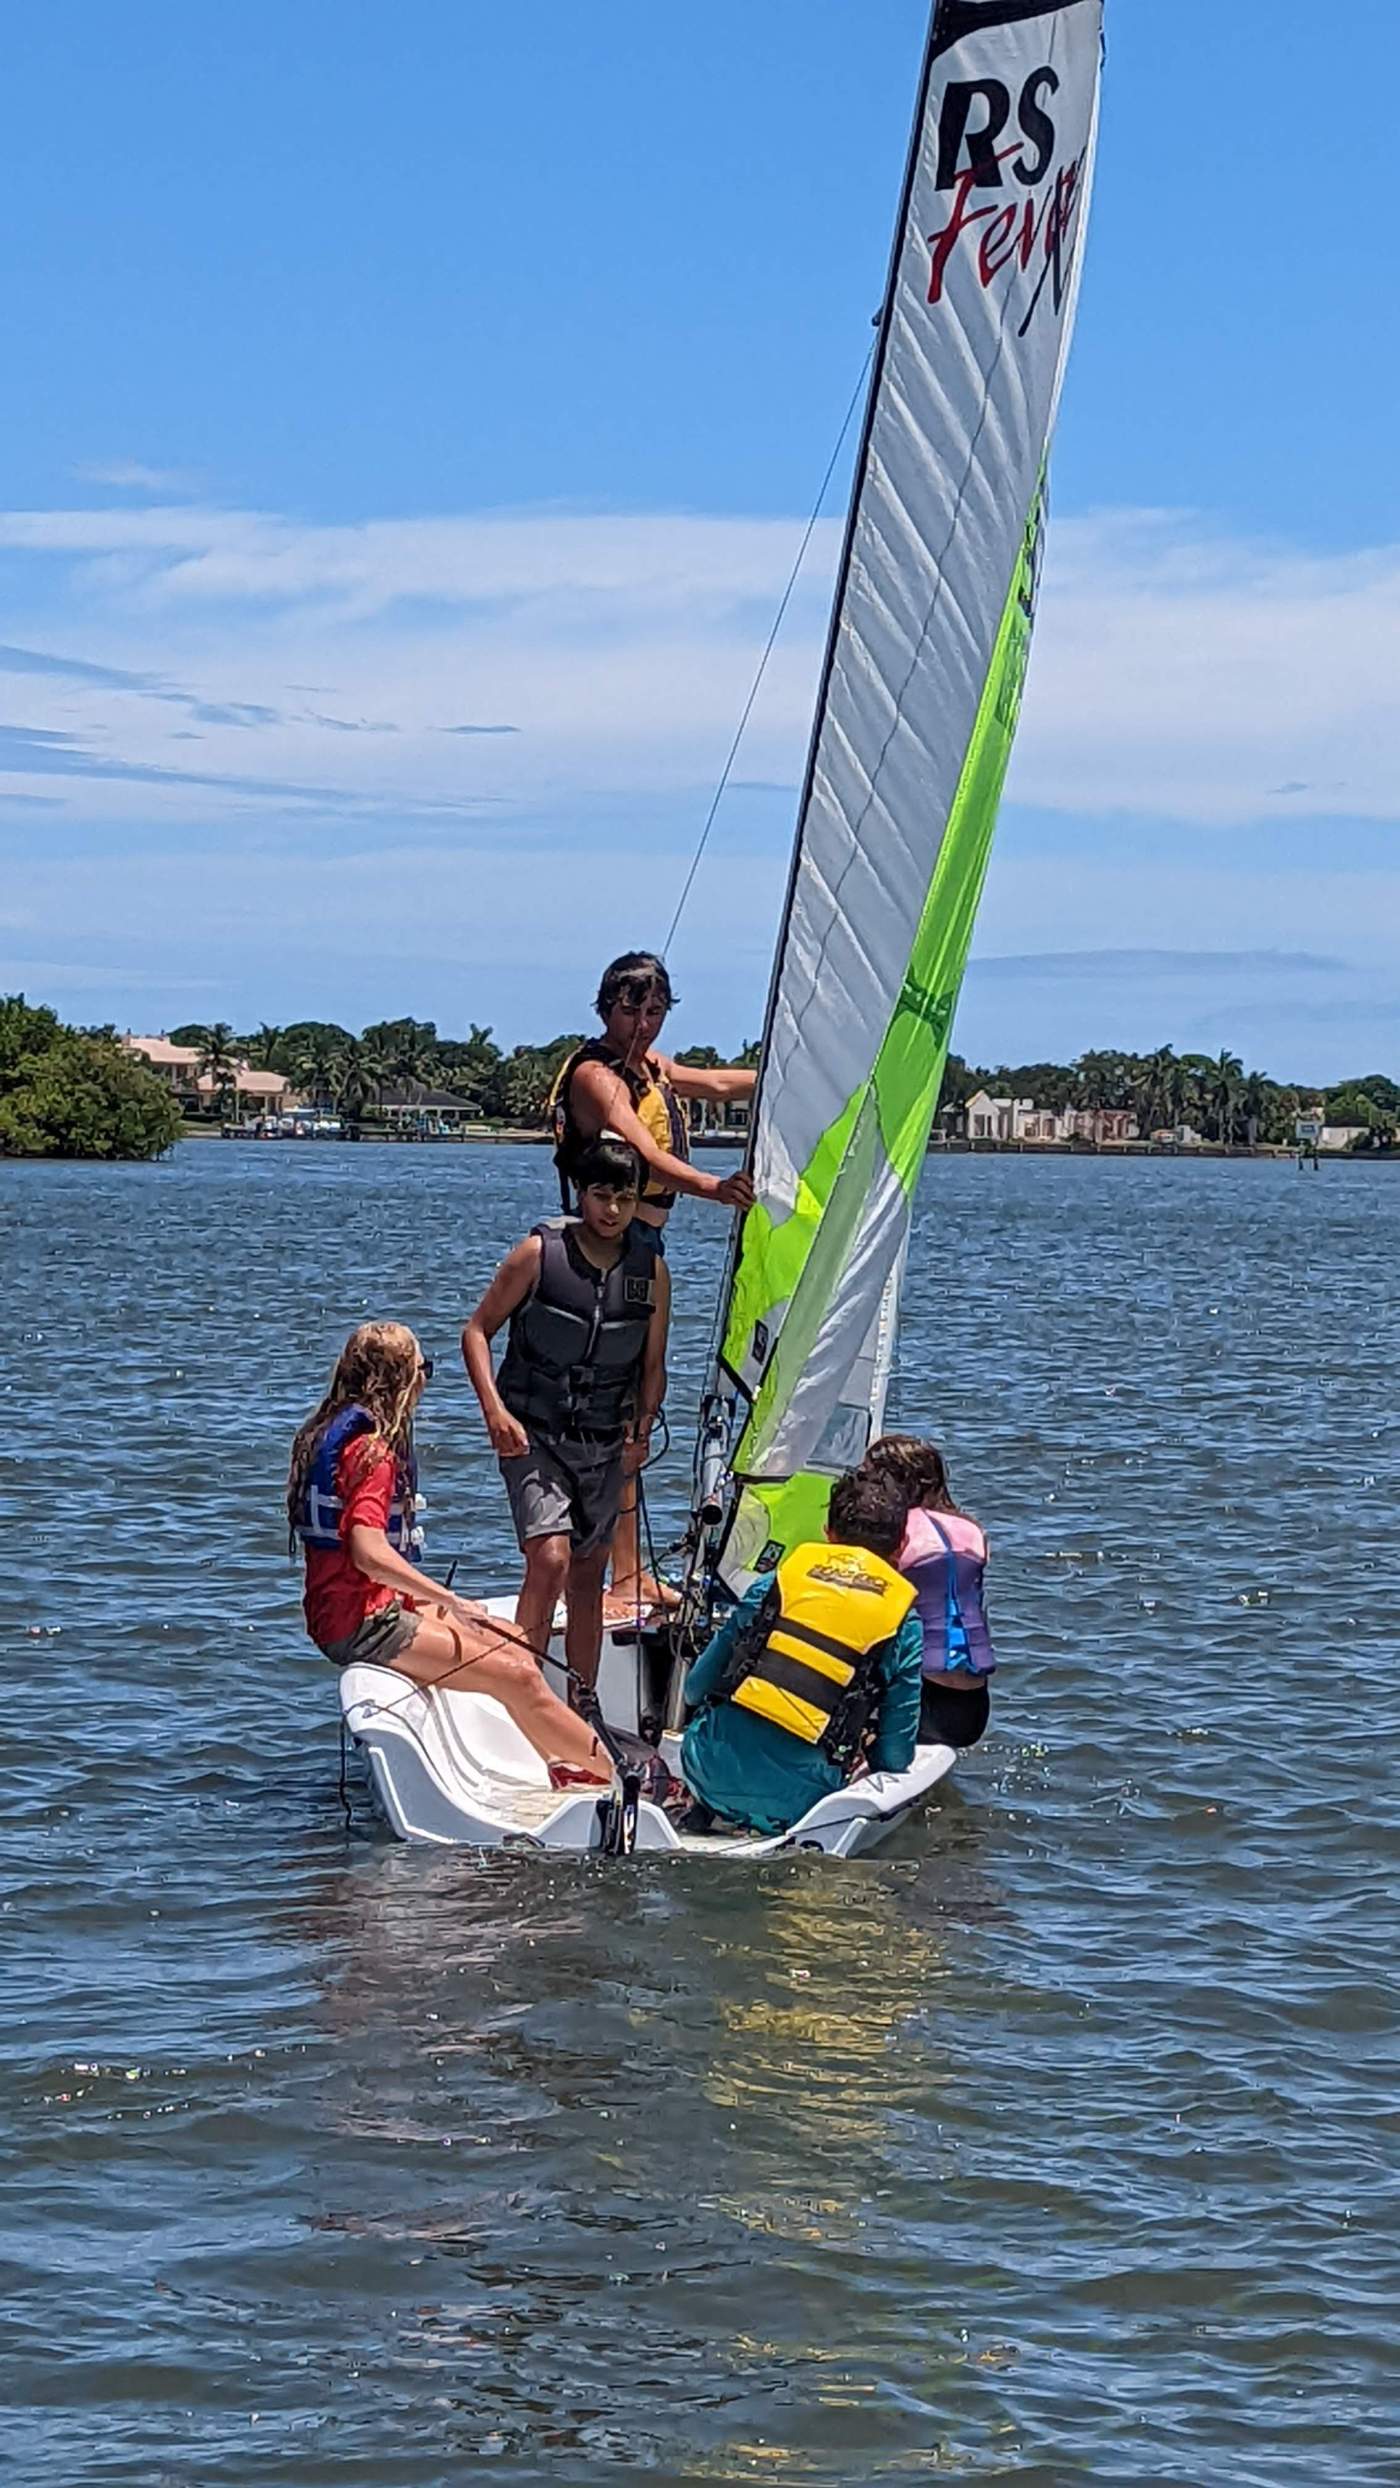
[339, 1604, 956, 1858]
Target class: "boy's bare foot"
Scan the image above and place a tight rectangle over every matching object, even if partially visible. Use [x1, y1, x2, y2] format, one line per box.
[605, 1574, 681, 1624]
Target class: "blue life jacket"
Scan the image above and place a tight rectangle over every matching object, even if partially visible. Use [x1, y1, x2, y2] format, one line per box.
[902, 1510, 995, 1679]
[294, 1404, 421, 1556]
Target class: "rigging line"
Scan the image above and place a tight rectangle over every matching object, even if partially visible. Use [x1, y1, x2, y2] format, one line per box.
[662, 344, 875, 957]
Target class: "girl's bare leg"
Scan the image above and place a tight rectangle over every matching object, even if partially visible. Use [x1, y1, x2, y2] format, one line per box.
[392, 1610, 610, 1779]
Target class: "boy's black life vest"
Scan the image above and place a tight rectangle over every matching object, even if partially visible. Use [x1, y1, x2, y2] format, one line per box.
[550, 1039, 689, 1212]
[717, 1542, 917, 1767]
[497, 1218, 657, 1440]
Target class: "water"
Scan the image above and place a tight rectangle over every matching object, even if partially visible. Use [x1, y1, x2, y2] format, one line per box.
[5, 1143, 1398, 2484]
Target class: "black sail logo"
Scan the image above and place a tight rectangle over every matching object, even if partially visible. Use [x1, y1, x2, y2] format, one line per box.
[926, 55, 1088, 335]
[932, 0, 1089, 59]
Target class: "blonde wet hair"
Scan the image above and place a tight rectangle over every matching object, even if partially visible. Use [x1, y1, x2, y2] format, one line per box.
[286, 1320, 423, 1544]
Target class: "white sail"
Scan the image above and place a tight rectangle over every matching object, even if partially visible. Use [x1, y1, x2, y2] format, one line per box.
[715, 0, 1104, 1580]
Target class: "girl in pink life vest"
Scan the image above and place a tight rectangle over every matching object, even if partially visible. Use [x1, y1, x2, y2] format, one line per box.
[861, 1435, 995, 1751]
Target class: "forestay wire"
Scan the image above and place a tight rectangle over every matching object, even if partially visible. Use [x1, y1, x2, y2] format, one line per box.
[663, 345, 875, 956]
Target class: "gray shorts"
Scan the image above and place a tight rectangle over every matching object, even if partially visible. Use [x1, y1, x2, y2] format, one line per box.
[319, 1601, 421, 1670]
[501, 1431, 625, 1558]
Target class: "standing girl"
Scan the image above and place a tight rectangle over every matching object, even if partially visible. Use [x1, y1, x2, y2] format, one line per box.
[287, 1321, 611, 1781]
[860, 1435, 996, 1750]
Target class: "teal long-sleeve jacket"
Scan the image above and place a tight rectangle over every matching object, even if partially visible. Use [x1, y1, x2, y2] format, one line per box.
[679, 1577, 925, 1836]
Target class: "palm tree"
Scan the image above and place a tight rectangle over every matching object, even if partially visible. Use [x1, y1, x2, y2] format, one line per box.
[358, 1037, 392, 1113]
[332, 1040, 375, 1130]
[247, 1021, 286, 1071]
[386, 1022, 438, 1093]
[195, 1021, 240, 1123]
[437, 1023, 502, 1115]
[1207, 1050, 1245, 1145]
[1074, 1049, 1129, 1143]
[292, 1031, 346, 1110]
[1241, 1069, 1274, 1147]
[1173, 1053, 1213, 1135]
[1132, 1045, 1178, 1139]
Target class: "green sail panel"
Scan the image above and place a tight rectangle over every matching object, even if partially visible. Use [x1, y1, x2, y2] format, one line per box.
[713, 0, 1103, 1591]
[721, 491, 1045, 1577]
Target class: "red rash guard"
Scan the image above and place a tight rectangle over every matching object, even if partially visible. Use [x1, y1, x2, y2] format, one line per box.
[302, 1438, 419, 1652]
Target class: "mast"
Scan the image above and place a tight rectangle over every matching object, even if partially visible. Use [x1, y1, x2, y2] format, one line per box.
[696, 0, 1104, 1597]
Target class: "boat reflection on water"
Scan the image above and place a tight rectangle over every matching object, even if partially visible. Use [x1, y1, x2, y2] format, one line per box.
[290, 1800, 1007, 2475]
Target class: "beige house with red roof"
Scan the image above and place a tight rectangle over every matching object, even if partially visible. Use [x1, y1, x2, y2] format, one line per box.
[122, 1037, 295, 1116]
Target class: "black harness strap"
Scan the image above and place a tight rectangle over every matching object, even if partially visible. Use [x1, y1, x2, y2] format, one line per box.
[743, 1647, 851, 1709]
[766, 1614, 865, 1669]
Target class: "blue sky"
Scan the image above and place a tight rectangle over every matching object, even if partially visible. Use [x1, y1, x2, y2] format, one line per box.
[4, 0, 1398, 1079]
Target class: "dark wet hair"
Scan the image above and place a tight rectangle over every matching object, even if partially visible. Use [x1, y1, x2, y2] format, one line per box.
[865, 1443, 964, 1512]
[825, 1469, 909, 1561]
[574, 1134, 642, 1195]
[861, 1434, 963, 1520]
[595, 951, 676, 1019]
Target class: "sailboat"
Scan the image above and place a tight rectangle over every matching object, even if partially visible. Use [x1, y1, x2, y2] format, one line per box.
[341, 0, 1106, 1854]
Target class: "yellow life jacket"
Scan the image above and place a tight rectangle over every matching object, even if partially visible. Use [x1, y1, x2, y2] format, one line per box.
[724, 1542, 917, 1759]
[618, 1071, 683, 1200]
[550, 1041, 689, 1210]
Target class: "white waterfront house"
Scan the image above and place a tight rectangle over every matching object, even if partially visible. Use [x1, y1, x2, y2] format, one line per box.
[962, 1090, 1138, 1145]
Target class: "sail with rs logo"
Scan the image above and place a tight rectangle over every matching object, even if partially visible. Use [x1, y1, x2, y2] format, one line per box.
[340, 1, 1106, 1856]
[693, 0, 1105, 1602]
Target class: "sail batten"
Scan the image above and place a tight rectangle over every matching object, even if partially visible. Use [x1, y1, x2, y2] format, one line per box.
[707, 0, 1104, 1592]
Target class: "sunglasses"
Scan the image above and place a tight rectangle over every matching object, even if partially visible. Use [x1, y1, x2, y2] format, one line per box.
[418, 1356, 435, 1382]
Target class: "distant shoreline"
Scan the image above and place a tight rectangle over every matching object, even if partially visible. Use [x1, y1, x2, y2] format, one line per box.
[182, 1126, 1399, 1165]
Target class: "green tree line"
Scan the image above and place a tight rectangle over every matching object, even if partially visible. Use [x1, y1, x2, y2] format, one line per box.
[176, 1015, 1394, 1148]
[171, 1018, 762, 1127]
[939, 1047, 1400, 1148]
[0, 996, 182, 1160]
[8, 991, 1394, 1161]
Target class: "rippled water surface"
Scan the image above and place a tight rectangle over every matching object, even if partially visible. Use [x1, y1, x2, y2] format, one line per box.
[5, 1143, 1398, 2484]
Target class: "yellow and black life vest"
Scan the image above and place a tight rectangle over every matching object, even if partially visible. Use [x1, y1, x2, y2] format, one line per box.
[720, 1542, 917, 1763]
[550, 1039, 689, 1211]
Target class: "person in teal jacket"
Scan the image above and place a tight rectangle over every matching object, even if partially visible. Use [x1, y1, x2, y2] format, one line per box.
[680, 1470, 925, 1836]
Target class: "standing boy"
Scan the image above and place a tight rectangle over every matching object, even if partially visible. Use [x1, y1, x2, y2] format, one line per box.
[462, 1138, 670, 1696]
[551, 949, 755, 1612]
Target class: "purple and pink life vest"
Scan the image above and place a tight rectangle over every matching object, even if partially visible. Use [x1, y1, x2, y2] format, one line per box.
[898, 1506, 996, 1680]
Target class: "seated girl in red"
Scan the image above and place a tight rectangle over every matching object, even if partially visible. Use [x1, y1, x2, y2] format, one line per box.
[287, 1320, 610, 1780]
[859, 1435, 995, 1751]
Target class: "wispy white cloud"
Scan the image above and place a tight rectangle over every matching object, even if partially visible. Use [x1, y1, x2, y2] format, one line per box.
[1017, 509, 1400, 826]
[2, 498, 1400, 839]
[0, 954, 219, 997]
[2, 494, 1400, 1069]
[76, 460, 201, 496]
[970, 947, 1344, 983]
[0, 504, 829, 618]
